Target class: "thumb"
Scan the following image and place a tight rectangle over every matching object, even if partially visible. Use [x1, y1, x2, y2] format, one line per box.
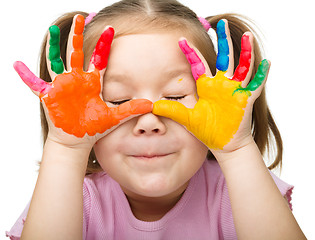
[112, 99, 153, 121]
[153, 100, 191, 127]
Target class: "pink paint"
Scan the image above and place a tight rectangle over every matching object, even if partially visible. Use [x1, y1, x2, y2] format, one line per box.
[13, 61, 51, 95]
[91, 27, 114, 70]
[178, 39, 205, 81]
[232, 35, 251, 82]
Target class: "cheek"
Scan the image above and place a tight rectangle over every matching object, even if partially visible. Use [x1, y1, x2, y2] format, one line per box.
[93, 138, 111, 167]
[93, 132, 121, 170]
[173, 120, 208, 162]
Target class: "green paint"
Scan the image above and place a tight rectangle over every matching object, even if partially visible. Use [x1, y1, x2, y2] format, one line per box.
[48, 25, 64, 74]
[233, 59, 269, 94]
[246, 59, 269, 91]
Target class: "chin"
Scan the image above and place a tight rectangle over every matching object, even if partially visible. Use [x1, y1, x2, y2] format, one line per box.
[126, 173, 186, 198]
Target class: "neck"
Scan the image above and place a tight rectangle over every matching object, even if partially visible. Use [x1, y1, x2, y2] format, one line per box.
[121, 182, 188, 222]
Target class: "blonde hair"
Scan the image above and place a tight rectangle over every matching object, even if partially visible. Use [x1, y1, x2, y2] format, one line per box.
[39, 0, 282, 174]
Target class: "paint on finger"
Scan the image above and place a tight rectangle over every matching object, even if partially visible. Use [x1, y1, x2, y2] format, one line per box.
[91, 27, 114, 70]
[178, 39, 205, 81]
[216, 20, 229, 71]
[48, 25, 64, 74]
[232, 34, 251, 82]
[13, 61, 51, 94]
[246, 59, 269, 91]
[70, 15, 85, 69]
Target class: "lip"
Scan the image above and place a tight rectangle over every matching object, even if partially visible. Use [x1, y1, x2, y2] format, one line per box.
[130, 153, 172, 160]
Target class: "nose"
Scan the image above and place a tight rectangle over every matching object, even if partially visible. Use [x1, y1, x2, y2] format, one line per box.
[133, 113, 166, 136]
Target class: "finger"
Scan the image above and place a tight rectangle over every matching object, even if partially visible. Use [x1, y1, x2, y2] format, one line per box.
[112, 99, 153, 121]
[232, 32, 253, 86]
[67, 14, 85, 70]
[88, 26, 115, 72]
[178, 38, 212, 80]
[47, 25, 64, 77]
[246, 59, 270, 92]
[216, 19, 234, 75]
[13, 61, 51, 96]
[153, 100, 191, 127]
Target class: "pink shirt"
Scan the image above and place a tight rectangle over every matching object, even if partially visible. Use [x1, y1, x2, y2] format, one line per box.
[6, 160, 293, 240]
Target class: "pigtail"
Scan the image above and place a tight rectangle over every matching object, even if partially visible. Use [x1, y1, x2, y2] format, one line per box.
[207, 14, 283, 170]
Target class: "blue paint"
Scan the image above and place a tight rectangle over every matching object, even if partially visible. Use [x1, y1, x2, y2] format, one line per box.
[216, 20, 229, 71]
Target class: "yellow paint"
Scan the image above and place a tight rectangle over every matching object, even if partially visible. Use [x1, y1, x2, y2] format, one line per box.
[153, 71, 251, 150]
[178, 78, 183, 82]
[194, 93, 198, 101]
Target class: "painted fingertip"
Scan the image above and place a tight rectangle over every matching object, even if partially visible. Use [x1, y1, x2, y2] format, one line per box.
[49, 25, 60, 45]
[216, 20, 229, 71]
[48, 25, 64, 74]
[241, 33, 252, 52]
[178, 38, 206, 81]
[13, 61, 51, 94]
[246, 59, 270, 91]
[217, 20, 227, 39]
[74, 14, 85, 35]
[178, 38, 190, 54]
[91, 26, 115, 70]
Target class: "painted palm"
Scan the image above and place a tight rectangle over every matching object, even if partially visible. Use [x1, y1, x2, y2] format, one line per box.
[14, 14, 152, 138]
[153, 20, 269, 150]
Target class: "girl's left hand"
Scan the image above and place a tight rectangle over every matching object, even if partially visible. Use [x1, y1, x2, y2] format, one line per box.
[153, 19, 270, 154]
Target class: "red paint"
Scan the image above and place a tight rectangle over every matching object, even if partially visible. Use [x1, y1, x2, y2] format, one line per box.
[15, 15, 152, 138]
[232, 35, 251, 82]
[91, 27, 114, 70]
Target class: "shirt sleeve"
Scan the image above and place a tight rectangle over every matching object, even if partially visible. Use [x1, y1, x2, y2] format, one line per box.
[269, 171, 294, 210]
[83, 180, 92, 240]
[5, 202, 30, 240]
[219, 169, 294, 239]
[5, 181, 92, 240]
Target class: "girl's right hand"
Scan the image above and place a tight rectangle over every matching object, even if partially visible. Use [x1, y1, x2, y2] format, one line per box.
[14, 14, 152, 149]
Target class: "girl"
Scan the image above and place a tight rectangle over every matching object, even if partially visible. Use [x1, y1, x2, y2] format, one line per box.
[6, 0, 306, 239]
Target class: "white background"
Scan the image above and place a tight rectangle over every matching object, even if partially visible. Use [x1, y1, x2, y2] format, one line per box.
[1, 0, 314, 238]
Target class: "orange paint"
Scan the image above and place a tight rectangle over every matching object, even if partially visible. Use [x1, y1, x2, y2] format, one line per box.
[72, 34, 83, 49]
[16, 14, 152, 138]
[74, 15, 85, 34]
[71, 15, 85, 69]
[41, 69, 152, 137]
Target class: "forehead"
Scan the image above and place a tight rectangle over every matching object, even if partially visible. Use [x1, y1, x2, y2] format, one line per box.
[106, 33, 191, 71]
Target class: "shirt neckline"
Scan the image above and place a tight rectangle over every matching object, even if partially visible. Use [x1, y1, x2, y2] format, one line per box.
[113, 167, 201, 232]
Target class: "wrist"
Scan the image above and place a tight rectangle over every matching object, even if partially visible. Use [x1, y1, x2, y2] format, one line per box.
[213, 139, 263, 172]
[42, 138, 91, 173]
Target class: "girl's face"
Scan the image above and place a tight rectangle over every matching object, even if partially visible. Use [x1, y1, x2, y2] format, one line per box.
[94, 33, 208, 198]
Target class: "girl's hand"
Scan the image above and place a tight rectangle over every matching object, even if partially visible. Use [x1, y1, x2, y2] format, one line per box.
[153, 20, 270, 154]
[14, 14, 152, 148]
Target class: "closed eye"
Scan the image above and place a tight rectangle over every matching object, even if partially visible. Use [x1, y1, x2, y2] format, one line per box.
[165, 95, 186, 101]
[109, 99, 131, 105]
